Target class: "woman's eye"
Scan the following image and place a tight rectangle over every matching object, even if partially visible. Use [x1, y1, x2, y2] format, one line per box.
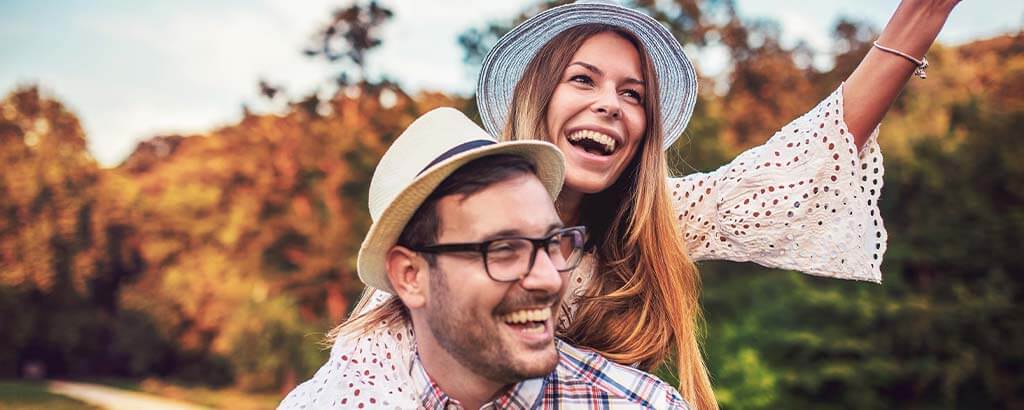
[622, 89, 643, 103]
[569, 74, 594, 85]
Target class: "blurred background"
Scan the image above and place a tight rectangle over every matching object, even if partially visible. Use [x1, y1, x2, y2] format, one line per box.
[1, 0, 1021, 409]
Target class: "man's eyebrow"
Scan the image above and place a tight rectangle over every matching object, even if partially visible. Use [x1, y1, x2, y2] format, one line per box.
[569, 61, 645, 87]
[546, 222, 565, 234]
[480, 222, 564, 240]
[479, 228, 524, 241]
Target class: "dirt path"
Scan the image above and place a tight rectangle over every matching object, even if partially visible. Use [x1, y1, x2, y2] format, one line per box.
[47, 381, 209, 410]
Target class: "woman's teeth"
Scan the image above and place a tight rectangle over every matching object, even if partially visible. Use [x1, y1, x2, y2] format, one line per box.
[500, 307, 551, 324]
[567, 130, 617, 155]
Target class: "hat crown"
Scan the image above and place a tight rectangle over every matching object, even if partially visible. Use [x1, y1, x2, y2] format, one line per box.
[367, 108, 495, 222]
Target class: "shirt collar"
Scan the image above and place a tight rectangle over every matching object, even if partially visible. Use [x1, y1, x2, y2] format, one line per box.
[410, 351, 548, 409]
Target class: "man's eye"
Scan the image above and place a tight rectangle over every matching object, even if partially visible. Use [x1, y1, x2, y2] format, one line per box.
[488, 240, 525, 253]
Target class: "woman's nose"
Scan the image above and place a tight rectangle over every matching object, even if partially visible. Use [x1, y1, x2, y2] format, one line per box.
[591, 84, 621, 119]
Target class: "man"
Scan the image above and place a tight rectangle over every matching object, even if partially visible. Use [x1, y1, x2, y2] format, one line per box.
[280, 108, 687, 409]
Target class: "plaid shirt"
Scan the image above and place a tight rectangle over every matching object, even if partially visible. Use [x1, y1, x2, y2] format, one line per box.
[412, 339, 689, 409]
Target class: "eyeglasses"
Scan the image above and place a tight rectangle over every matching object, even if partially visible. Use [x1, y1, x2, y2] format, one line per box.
[408, 226, 587, 282]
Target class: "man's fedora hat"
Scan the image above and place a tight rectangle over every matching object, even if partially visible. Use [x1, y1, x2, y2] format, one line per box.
[357, 107, 565, 293]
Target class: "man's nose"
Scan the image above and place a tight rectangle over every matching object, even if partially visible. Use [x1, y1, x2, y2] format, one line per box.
[518, 248, 564, 294]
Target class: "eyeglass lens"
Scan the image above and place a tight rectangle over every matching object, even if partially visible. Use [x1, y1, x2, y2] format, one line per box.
[484, 229, 584, 281]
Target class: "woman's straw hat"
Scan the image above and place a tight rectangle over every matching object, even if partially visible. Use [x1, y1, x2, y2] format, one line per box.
[357, 107, 565, 293]
[476, 0, 698, 150]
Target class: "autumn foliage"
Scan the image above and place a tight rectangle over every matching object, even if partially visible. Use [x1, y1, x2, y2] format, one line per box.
[1, 1, 1022, 407]
[0, 81, 465, 391]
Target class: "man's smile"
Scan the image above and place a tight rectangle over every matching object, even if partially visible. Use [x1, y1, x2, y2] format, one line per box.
[497, 304, 556, 344]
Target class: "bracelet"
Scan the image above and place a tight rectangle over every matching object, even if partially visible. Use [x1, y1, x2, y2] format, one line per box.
[873, 41, 929, 79]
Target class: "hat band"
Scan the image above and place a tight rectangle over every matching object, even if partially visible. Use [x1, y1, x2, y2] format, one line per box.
[418, 139, 496, 175]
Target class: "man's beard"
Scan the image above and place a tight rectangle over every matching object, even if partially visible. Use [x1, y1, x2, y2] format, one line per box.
[424, 267, 560, 385]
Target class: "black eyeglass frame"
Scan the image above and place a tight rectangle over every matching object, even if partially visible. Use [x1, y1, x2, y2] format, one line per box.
[407, 226, 587, 282]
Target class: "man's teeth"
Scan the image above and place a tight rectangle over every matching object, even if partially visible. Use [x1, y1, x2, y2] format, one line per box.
[568, 130, 616, 153]
[500, 308, 552, 324]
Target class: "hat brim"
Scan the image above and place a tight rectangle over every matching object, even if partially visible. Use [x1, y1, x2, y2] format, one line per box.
[357, 141, 565, 293]
[476, 2, 697, 150]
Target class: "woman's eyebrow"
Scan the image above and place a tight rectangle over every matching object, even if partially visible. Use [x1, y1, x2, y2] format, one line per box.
[569, 61, 602, 75]
[623, 77, 645, 87]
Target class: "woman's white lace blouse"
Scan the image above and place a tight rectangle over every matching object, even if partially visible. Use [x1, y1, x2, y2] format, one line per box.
[674, 84, 885, 282]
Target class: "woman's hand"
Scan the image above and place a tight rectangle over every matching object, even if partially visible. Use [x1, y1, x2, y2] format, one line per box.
[843, 0, 961, 148]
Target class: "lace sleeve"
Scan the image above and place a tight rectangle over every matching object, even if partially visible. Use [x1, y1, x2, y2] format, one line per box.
[278, 289, 419, 409]
[672, 84, 886, 282]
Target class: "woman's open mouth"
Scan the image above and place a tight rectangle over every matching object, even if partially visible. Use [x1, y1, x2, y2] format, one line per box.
[567, 130, 617, 156]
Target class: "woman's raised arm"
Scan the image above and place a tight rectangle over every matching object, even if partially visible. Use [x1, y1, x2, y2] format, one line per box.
[844, 0, 960, 147]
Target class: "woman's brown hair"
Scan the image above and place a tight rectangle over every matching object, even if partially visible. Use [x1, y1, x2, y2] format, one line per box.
[502, 24, 717, 410]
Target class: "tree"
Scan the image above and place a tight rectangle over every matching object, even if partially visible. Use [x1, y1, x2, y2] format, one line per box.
[304, 1, 394, 85]
[0, 86, 148, 377]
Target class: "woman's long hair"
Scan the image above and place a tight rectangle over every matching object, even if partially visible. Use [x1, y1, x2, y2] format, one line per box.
[501, 24, 716, 410]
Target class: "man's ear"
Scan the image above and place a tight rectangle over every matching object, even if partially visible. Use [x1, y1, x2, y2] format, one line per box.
[385, 245, 429, 309]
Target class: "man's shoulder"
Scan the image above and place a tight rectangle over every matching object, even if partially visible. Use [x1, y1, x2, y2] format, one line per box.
[551, 340, 690, 409]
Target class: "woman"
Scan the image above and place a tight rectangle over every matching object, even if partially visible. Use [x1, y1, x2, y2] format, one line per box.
[280, 1, 960, 408]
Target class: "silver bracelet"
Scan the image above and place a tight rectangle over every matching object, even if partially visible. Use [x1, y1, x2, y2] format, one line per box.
[873, 41, 929, 79]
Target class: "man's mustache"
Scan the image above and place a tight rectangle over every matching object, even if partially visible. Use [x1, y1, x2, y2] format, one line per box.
[493, 290, 561, 315]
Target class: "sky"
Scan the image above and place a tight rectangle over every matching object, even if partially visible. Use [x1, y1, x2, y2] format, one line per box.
[1, 0, 1020, 167]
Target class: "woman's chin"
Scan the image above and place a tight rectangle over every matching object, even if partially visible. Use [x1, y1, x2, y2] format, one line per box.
[564, 174, 615, 195]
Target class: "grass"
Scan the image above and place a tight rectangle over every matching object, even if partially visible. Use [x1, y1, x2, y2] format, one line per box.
[1, 377, 280, 410]
[0, 380, 100, 410]
[106, 378, 281, 410]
